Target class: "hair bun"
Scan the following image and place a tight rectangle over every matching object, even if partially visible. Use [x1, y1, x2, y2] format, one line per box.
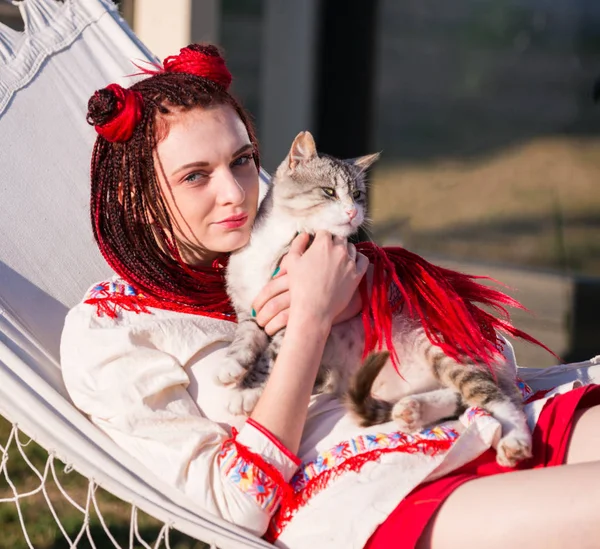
[185, 43, 223, 59]
[87, 84, 144, 143]
[162, 43, 232, 89]
[87, 87, 119, 127]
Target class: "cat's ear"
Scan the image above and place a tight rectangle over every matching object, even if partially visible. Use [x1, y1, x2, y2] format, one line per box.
[289, 131, 317, 170]
[350, 152, 380, 171]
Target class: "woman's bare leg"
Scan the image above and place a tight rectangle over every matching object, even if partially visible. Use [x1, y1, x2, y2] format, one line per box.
[419, 403, 600, 549]
[565, 404, 600, 464]
[419, 460, 600, 549]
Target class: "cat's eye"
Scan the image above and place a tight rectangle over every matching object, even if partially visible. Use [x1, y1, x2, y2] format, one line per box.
[322, 187, 337, 198]
[353, 190, 363, 199]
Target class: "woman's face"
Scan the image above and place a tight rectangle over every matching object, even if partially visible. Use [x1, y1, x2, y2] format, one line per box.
[153, 104, 259, 265]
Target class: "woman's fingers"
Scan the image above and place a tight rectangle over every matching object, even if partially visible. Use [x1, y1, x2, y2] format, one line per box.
[263, 308, 290, 336]
[287, 232, 311, 258]
[255, 289, 291, 328]
[331, 234, 347, 248]
[252, 273, 289, 318]
[347, 242, 357, 262]
[355, 251, 369, 276]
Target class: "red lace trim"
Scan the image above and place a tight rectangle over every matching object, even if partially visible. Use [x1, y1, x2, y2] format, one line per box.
[265, 436, 454, 542]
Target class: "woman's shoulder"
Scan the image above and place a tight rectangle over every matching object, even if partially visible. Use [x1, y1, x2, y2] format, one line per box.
[62, 276, 236, 361]
[77, 277, 151, 325]
[67, 276, 233, 328]
[62, 277, 154, 332]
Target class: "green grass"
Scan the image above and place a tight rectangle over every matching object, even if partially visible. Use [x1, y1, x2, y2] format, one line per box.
[0, 416, 209, 549]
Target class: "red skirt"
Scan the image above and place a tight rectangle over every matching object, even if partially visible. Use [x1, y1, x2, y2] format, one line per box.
[364, 384, 600, 549]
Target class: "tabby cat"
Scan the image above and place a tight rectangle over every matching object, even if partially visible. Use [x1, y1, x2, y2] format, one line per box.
[217, 131, 531, 468]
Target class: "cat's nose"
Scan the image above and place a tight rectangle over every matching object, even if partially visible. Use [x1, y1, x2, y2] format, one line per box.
[346, 208, 358, 220]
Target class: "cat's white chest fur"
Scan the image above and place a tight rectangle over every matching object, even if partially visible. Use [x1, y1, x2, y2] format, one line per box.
[226, 213, 298, 311]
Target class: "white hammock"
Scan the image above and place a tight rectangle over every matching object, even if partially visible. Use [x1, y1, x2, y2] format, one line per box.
[0, 0, 270, 547]
[0, 1, 599, 547]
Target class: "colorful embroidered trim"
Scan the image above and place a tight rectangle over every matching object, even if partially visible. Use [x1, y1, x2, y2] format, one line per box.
[83, 279, 236, 321]
[84, 281, 150, 319]
[463, 406, 492, 423]
[266, 425, 459, 541]
[516, 377, 534, 401]
[218, 428, 293, 514]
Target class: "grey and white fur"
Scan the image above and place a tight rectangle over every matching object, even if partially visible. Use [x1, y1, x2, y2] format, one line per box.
[217, 131, 532, 468]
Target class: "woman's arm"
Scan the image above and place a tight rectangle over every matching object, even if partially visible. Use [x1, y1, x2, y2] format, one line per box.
[61, 304, 299, 536]
[250, 232, 369, 453]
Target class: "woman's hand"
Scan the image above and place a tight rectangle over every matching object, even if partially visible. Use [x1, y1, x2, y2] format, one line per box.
[284, 231, 368, 326]
[252, 233, 368, 335]
[252, 269, 292, 336]
[249, 232, 368, 453]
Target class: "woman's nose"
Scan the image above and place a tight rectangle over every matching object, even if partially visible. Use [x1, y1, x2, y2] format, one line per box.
[218, 169, 245, 205]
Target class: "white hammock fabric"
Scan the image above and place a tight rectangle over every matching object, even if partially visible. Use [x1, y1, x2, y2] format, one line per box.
[0, 0, 270, 547]
[0, 0, 599, 547]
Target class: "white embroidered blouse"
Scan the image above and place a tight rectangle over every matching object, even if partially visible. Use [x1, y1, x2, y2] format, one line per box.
[60, 278, 567, 549]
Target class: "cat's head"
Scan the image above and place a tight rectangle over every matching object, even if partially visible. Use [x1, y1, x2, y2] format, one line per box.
[272, 131, 379, 238]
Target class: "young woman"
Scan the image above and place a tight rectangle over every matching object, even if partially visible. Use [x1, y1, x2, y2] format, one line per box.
[61, 44, 600, 549]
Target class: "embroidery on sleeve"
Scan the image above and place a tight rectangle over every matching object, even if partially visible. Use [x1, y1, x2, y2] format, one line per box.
[218, 428, 293, 514]
[84, 279, 237, 320]
[84, 280, 151, 319]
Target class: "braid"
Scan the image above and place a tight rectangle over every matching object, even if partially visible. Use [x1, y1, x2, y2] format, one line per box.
[89, 71, 258, 313]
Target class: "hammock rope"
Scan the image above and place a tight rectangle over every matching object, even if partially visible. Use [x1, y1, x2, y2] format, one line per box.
[0, 419, 186, 549]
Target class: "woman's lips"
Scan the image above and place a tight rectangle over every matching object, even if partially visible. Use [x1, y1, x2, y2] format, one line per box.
[215, 213, 248, 229]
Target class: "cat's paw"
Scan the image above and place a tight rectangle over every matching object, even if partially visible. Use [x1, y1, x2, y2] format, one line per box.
[496, 431, 533, 468]
[215, 358, 246, 386]
[226, 346, 258, 371]
[392, 397, 423, 433]
[227, 387, 263, 416]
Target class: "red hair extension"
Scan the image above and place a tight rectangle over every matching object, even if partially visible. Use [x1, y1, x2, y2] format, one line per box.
[131, 44, 232, 90]
[356, 242, 558, 370]
[163, 44, 232, 89]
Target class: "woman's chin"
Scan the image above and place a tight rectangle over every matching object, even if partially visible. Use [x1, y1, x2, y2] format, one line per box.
[212, 232, 251, 254]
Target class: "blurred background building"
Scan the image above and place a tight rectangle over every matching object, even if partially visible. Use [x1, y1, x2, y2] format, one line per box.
[2, 0, 599, 366]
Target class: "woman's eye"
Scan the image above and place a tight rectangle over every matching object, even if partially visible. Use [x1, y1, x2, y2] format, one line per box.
[353, 190, 363, 199]
[232, 154, 254, 167]
[322, 187, 337, 198]
[184, 172, 207, 185]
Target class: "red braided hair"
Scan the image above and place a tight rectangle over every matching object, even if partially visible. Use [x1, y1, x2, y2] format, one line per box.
[87, 44, 257, 318]
[87, 43, 554, 366]
[88, 84, 143, 142]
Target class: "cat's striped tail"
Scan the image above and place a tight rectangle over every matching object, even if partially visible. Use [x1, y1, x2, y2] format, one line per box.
[346, 351, 393, 426]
